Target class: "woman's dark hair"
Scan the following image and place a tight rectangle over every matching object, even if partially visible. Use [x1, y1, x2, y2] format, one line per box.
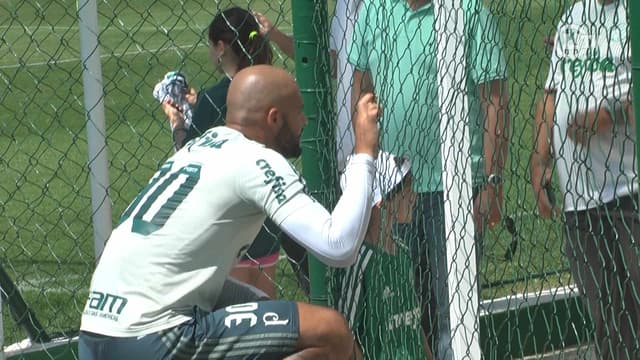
[208, 7, 273, 70]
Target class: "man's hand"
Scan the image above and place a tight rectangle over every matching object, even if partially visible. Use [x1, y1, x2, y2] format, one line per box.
[568, 103, 614, 145]
[162, 87, 196, 151]
[352, 93, 380, 158]
[530, 158, 558, 219]
[162, 87, 197, 130]
[162, 99, 186, 130]
[473, 185, 502, 232]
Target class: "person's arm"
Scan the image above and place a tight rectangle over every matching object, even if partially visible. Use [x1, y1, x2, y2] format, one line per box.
[530, 91, 558, 218]
[567, 98, 637, 144]
[162, 100, 187, 150]
[253, 12, 295, 59]
[255, 12, 338, 78]
[475, 79, 510, 229]
[162, 87, 197, 151]
[240, 94, 379, 268]
[276, 153, 375, 267]
[351, 69, 374, 120]
[468, 5, 510, 229]
[567, 103, 614, 144]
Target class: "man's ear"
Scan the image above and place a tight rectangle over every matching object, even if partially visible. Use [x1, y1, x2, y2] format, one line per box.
[266, 107, 283, 129]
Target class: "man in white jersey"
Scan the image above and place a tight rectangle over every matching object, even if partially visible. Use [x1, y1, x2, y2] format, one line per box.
[79, 65, 380, 359]
[530, 1, 639, 358]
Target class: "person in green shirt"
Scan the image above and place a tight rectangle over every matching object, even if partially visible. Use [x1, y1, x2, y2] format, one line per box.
[349, 0, 510, 358]
[338, 151, 433, 360]
[161, 7, 308, 299]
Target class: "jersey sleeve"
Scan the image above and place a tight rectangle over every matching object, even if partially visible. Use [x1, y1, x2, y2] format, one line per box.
[237, 151, 376, 268]
[468, 4, 507, 84]
[235, 148, 308, 222]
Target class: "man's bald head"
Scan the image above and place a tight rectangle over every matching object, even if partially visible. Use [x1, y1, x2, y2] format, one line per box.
[225, 65, 307, 158]
[226, 65, 299, 127]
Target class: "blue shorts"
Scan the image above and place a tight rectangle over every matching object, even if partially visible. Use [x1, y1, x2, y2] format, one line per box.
[79, 300, 300, 360]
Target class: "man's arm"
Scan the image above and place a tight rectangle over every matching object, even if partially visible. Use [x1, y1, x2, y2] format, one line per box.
[475, 79, 509, 229]
[351, 69, 374, 120]
[567, 103, 615, 145]
[162, 88, 198, 151]
[244, 94, 379, 268]
[568, 98, 636, 144]
[530, 91, 558, 218]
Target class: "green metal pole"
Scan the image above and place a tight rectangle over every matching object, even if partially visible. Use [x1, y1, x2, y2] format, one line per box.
[630, 0, 640, 183]
[291, 0, 337, 306]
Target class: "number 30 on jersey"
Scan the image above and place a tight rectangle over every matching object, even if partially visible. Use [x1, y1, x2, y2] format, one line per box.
[119, 161, 201, 235]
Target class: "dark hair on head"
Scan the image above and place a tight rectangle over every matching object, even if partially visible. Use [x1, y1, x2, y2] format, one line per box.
[208, 7, 273, 70]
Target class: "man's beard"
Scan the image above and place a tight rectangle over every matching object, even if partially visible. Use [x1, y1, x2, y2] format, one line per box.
[276, 122, 302, 159]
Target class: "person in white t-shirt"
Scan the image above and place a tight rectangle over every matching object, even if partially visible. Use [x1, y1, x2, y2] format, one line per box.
[328, 0, 362, 170]
[79, 65, 380, 359]
[530, 1, 639, 358]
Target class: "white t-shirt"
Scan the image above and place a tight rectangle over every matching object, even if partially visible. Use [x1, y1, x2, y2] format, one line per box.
[545, 0, 635, 211]
[330, 0, 363, 171]
[81, 126, 375, 337]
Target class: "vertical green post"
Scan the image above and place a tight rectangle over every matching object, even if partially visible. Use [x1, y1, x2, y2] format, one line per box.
[630, 1, 640, 182]
[291, 1, 337, 305]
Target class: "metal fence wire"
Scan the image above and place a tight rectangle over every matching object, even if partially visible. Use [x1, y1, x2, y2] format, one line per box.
[0, 0, 638, 359]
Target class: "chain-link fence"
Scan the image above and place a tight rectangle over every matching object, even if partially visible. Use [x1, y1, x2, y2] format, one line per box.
[0, 0, 307, 357]
[1, 0, 638, 359]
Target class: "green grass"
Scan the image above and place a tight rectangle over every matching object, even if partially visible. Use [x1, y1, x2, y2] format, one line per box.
[0, 0, 577, 350]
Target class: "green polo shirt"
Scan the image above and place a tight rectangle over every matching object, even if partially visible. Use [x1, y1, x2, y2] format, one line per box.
[349, 0, 506, 192]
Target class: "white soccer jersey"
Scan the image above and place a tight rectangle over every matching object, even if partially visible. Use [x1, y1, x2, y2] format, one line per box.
[330, 0, 363, 170]
[545, 0, 635, 211]
[81, 126, 375, 337]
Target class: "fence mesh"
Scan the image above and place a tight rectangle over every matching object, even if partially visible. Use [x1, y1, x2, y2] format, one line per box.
[1, 0, 638, 359]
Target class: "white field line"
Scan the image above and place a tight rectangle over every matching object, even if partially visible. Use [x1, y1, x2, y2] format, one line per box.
[0, 43, 205, 69]
[4, 336, 79, 356]
[0, 24, 296, 70]
[4, 274, 87, 294]
[0, 25, 201, 31]
[0, 25, 293, 32]
[479, 284, 580, 315]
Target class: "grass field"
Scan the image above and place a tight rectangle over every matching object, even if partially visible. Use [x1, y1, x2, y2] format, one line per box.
[0, 0, 573, 350]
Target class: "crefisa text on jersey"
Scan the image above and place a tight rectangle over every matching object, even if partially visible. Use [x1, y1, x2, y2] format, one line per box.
[256, 159, 287, 204]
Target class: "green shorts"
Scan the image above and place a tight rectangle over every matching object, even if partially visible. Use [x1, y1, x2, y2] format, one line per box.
[79, 300, 300, 360]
